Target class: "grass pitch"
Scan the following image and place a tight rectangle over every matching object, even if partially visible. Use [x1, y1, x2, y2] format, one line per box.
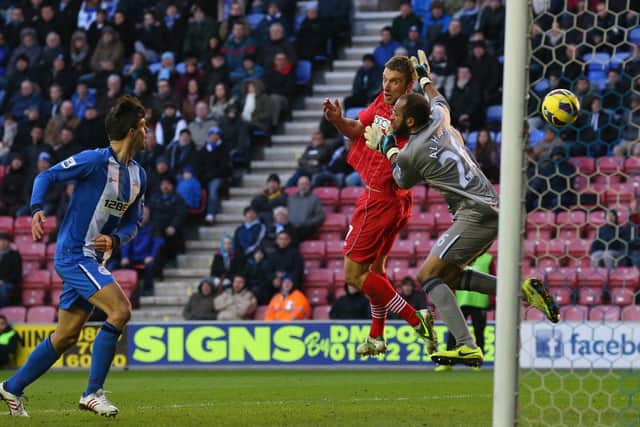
[0, 369, 631, 426]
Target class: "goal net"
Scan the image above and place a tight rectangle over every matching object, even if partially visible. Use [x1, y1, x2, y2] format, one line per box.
[519, 1, 639, 425]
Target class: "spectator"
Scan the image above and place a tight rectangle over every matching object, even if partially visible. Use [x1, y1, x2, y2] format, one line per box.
[156, 101, 187, 146]
[0, 154, 28, 217]
[148, 176, 187, 266]
[252, 174, 288, 225]
[613, 95, 640, 157]
[255, 2, 290, 46]
[287, 176, 325, 242]
[97, 74, 124, 116]
[176, 166, 201, 210]
[76, 105, 108, 150]
[14, 125, 51, 175]
[575, 96, 619, 157]
[474, 129, 500, 183]
[267, 230, 304, 287]
[0, 115, 18, 163]
[183, 6, 218, 59]
[468, 40, 502, 106]
[175, 57, 204, 100]
[77, 0, 100, 31]
[165, 128, 198, 176]
[602, 69, 630, 112]
[214, 274, 257, 320]
[113, 10, 135, 56]
[135, 131, 164, 176]
[478, 0, 506, 54]
[146, 156, 171, 199]
[180, 79, 204, 122]
[388, 276, 427, 319]
[230, 55, 264, 96]
[423, 1, 451, 48]
[6, 55, 38, 102]
[39, 32, 65, 72]
[263, 206, 298, 255]
[52, 126, 82, 163]
[591, 209, 632, 269]
[123, 52, 152, 93]
[40, 84, 64, 123]
[203, 53, 231, 95]
[87, 9, 109, 49]
[20, 152, 62, 217]
[35, 4, 66, 46]
[0, 232, 21, 307]
[210, 234, 243, 281]
[134, 10, 164, 63]
[532, 126, 565, 161]
[161, 4, 186, 57]
[90, 26, 124, 73]
[263, 52, 296, 132]
[219, 102, 251, 171]
[343, 54, 381, 111]
[244, 248, 273, 305]
[373, 26, 401, 69]
[286, 132, 332, 188]
[264, 275, 311, 321]
[8, 28, 42, 75]
[183, 277, 219, 320]
[71, 82, 97, 121]
[69, 31, 91, 78]
[317, 0, 353, 52]
[156, 51, 179, 86]
[234, 206, 267, 260]
[209, 83, 236, 122]
[189, 102, 217, 150]
[9, 80, 43, 124]
[403, 25, 428, 58]
[330, 284, 370, 319]
[197, 126, 233, 224]
[449, 66, 484, 131]
[260, 22, 296, 69]
[429, 43, 455, 98]
[295, 2, 330, 65]
[219, 0, 249, 42]
[241, 80, 272, 134]
[435, 19, 467, 70]
[454, 0, 481, 36]
[221, 22, 256, 72]
[200, 35, 222, 66]
[120, 206, 164, 296]
[0, 315, 19, 368]
[325, 138, 362, 188]
[392, 1, 422, 42]
[44, 100, 79, 148]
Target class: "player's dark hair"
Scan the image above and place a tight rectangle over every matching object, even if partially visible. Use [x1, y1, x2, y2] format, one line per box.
[400, 93, 431, 128]
[384, 55, 416, 85]
[105, 95, 145, 141]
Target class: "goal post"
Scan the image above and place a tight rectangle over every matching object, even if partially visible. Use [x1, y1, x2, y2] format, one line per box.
[492, 0, 529, 425]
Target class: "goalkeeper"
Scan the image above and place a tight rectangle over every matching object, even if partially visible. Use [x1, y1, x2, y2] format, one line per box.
[364, 50, 560, 367]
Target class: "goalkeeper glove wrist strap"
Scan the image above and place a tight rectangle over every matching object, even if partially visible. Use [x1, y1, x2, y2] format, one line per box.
[386, 147, 400, 160]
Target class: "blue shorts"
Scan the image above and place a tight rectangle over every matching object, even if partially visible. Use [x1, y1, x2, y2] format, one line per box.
[55, 257, 116, 313]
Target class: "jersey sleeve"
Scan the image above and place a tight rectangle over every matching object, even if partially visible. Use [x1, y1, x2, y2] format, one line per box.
[429, 95, 451, 130]
[357, 99, 379, 126]
[30, 150, 100, 213]
[114, 167, 147, 246]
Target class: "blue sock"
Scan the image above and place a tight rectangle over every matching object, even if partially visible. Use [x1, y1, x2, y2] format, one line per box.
[84, 322, 121, 397]
[6, 337, 59, 396]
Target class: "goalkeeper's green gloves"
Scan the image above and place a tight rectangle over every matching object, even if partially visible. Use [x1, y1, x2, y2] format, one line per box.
[364, 125, 399, 160]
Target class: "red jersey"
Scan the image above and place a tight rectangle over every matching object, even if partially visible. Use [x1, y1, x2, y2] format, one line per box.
[347, 92, 410, 194]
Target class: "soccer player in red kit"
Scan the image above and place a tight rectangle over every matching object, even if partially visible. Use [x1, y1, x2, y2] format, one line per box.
[323, 56, 436, 356]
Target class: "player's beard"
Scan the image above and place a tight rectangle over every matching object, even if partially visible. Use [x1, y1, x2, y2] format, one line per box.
[393, 120, 410, 137]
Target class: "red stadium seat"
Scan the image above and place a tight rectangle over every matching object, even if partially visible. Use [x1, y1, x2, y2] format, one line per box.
[46, 243, 56, 262]
[13, 234, 34, 246]
[556, 210, 586, 236]
[304, 259, 322, 270]
[524, 308, 546, 321]
[486, 310, 495, 321]
[578, 287, 603, 306]
[22, 261, 41, 274]
[0, 306, 26, 323]
[254, 305, 269, 320]
[536, 257, 558, 269]
[313, 187, 340, 208]
[389, 239, 415, 259]
[596, 156, 623, 175]
[526, 211, 555, 234]
[386, 258, 411, 270]
[50, 289, 62, 306]
[624, 157, 640, 174]
[547, 268, 578, 288]
[337, 204, 356, 217]
[112, 269, 138, 287]
[21, 289, 46, 307]
[16, 242, 46, 265]
[304, 268, 334, 289]
[610, 288, 635, 306]
[569, 156, 596, 175]
[326, 258, 343, 271]
[523, 240, 536, 259]
[426, 187, 446, 206]
[608, 267, 639, 289]
[13, 216, 32, 235]
[575, 267, 608, 287]
[334, 269, 345, 286]
[560, 305, 588, 321]
[27, 306, 56, 323]
[414, 238, 436, 259]
[391, 267, 418, 283]
[306, 287, 329, 306]
[566, 239, 591, 259]
[432, 212, 453, 233]
[312, 305, 331, 319]
[550, 288, 572, 306]
[589, 305, 621, 321]
[326, 240, 344, 260]
[606, 183, 635, 206]
[299, 240, 326, 262]
[0, 216, 13, 235]
[410, 185, 427, 207]
[317, 231, 344, 241]
[42, 216, 58, 236]
[339, 186, 365, 206]
[334, 286, 347, 300]
[22, 270, 51, 290]
[621, 305, 640, 321]
[285, 186, 298, 196]
[51, 271, 63, 288]
[320, 213, 348, 233]
[406, 212, 436, 233]
[535, 239, 566, 258]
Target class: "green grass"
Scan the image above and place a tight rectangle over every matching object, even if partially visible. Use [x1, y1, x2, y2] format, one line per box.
[0, 369, 633, 426]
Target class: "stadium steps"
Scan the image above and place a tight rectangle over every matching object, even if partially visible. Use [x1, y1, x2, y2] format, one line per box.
[139, 7, 385, 315]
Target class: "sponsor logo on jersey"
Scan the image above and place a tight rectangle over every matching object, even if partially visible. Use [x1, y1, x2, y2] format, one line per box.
[61, 157, 76, 169]
[103, 199, 129, 216]
[98, 265, 111, 276]
[372, 115, 390, 132]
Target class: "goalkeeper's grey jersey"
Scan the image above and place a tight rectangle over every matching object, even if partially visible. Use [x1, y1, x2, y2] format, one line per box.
[393, 95, 498, 222]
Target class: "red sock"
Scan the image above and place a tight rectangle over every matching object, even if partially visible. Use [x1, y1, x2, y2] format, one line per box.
[369, 303, 386, 338]
[362, 272, 420, 328]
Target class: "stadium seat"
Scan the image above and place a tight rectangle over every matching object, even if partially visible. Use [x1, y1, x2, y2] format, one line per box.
[21, 289, 46, 307]
[113, 269, 138, 288]
[608, 267, 639, 289]
[306, 287, 329, 306]
[485, 105, 502, 123]
[0, 306, 26, 323]
[337, 204, 356, 217]
[22, 261, 42, 274]
[466, 131, 479, 151]
[524, 308, 546, 321]
[285, 186, 298, 196]
[0, 216, 13, 235]
[22, 270, 51, 289]
[578, 287, 603, 306]
[406, 212, 436, 233]
[432, 208, 453, 233]
[27, 306, 56, 323]
[304, 259, 322, 270]
[621, 305, 640, 321]
[566, 239, 591, 259]
[414, 237, 436, 259]
[313, 187, 340, 208]
[569, 157, 596, 175]
[389, 240, 415, 261]
[536, 257, 557, 269]
[629, 27, 640, 44]
[295, 60, 312, 86]
[576, 267, 608, 287]
[326, 240, 344, 260]
[550, 288, 572, 306]
[345, 108, 365, 120]
[317, 231, 344, 241]
[596, 156, 623, 175]
[526, 211, 555, 235]
[535, 239, 566, 258]
[623, 157, 640, 174]
[410, 185, 427, 206]
[320, 213, 348, 234]
[312, 305, 331, 320]
[426, 187, 447, 206]
[589, 305, 621, 321]
[610, 288, 634, 306]
[606, 183, 635, 206]
[339, 186, 364, 206]
[334, 286, 347, 300]
[556, 211, 586, 239]
[325, 259, 342, 271]
[299, 240, 326, 263]
[16, 242, 46, 265]
[13, 216, 32, 235]
[254, 305, 269, 320]
[51, 271, 63, 288]
[42, 216, 57, 236]
[546, 268, 578, 288]
[304, 268, 334, 289]
[523, 240, 536, 259]
[334, 269, 345, 287]
[386, 258, 411, 270]
[560, 305, 588, 321]
[391, 267, 418, 283]
[13, 234, 34, 246]
[46, 243, 56, 262]
[50, 288, 62, 306]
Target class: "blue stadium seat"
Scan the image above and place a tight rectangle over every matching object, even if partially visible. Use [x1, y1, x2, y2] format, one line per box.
[492, 131, 501, 144]
[610, 51, 631, 70]
[629, 27, 640, 44]
[247, 13, 265, 30]
[498, 55, 504, 64]
[345, 107, 364, 120]
[466, 131, 478, 151]
[175, 62, 186, 74]
[296, 60, 312, 85]
[533, 79, 550, 94]
[529, 129, 545, 146]
[486, 105, 502, 123]
[294, 14, 305, 32]
[582, 53, 610, 71]
[588, 70, 607, 89]
[148, 62, 161, 74]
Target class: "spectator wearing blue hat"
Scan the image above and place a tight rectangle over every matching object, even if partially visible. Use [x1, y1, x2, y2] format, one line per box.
[234, 206, 267, 262]
[165, 128, 197, 176]
[71, 81, 96, 120]
[156, 51, 178, 85]
[403, 25, 428, 58]
[197, 126, 233, 224]
[373, 27, 401, 68]
[177, 165, 202, 210]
